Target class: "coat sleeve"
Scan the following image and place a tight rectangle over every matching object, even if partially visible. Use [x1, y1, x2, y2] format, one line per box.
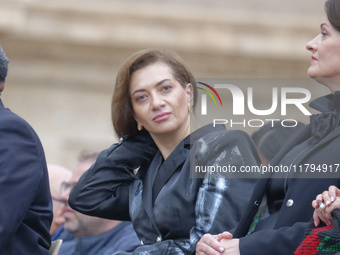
[239, 222, 307, 255]
[115, 129, 261, 255]
[189, 130, 260, 248]
[68, 130, 157, 221]
[0, 115, 47, 250]
[238, 177, 340, 255]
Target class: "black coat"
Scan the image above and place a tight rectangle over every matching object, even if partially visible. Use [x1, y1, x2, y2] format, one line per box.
[0, 99, 52, 254]
[69, 124, 260, 255]
[234, 93, 340, 255]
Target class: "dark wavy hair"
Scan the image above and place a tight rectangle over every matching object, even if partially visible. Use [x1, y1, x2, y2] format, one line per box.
[111, 49, 197, 138]
[325, 0, 340, 32]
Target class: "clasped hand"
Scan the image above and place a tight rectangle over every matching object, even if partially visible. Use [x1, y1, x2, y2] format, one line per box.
[312, 185, 340, 227]
[196, 232, 240, 255]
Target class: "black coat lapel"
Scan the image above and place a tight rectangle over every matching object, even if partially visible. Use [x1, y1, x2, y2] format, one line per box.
[286, 125, 340, 169]
[142, 151, 162, 236]
[233, 178, 270, 238]
[152, 142, 188, 204]
[234, 125, 311, 238]
[269, 125, 312, 167]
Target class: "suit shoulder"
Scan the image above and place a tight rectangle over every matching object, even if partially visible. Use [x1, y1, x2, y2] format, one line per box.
[0, 109, 38, 137]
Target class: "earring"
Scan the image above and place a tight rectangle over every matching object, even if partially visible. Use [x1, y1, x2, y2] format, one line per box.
[137, 122, 143, 131]
[188, 105, 191, 113]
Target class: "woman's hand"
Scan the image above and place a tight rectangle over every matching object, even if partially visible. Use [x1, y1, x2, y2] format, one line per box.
[196, 232, 232, 255]
[312, 185, 340, 226]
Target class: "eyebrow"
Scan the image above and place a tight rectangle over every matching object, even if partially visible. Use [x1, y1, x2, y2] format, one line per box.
[132, 79, 171, 95]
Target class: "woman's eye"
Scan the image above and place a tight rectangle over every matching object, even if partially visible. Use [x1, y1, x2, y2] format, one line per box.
[136, 95, 147, 102]
[161, 85, 172, 92]
[321, 31, 328, 37]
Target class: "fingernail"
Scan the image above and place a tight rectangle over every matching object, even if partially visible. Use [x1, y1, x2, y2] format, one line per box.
[219, 247, 224, 252]
[326, 200, 330, 206]
[314, 221, 318, 227]
[331, 196, 335, 202]
[328, 221, 332, 226]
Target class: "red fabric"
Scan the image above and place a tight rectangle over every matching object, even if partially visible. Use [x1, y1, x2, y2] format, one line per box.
[294, 225, 333, 255]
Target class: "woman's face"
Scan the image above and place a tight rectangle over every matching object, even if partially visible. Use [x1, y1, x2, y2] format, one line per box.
[306, 19, 340, 91]
[129, 62, 192, 136]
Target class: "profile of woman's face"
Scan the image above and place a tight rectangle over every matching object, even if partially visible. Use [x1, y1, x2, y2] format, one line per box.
[306, 19, 340, 90]
[129, 62, 192, 136]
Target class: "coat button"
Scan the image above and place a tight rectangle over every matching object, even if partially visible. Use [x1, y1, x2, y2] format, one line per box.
[286, 199, 294, 207]
[254, 200, 260, 207]
[140, 240, 144, 246]
[156, 236, 162, 242]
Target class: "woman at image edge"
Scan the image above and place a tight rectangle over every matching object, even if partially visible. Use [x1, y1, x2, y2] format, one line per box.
[68, 49, 259, 254]
[196, 0, 340, 254]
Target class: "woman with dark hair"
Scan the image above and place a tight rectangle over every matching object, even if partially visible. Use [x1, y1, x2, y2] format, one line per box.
[69, 49, 259, 254]
[196, 0, 340, 254]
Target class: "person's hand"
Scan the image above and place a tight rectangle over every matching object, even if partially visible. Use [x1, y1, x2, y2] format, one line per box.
[196, 232, 232, 255]
[220, 238, 240, 255]
[312, 185, 340, 226]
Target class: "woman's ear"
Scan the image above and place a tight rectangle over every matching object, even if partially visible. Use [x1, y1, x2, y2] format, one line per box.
[185, 83, 193, 104]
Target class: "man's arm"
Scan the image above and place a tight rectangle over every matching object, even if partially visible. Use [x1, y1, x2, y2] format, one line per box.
[0, 114, 46, 250]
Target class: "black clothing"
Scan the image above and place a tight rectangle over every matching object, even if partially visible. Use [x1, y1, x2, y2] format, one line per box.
[235, 92, 340, 255]
[69, 125, 260, 254]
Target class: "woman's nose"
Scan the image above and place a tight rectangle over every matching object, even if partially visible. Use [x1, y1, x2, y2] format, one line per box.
[306, 35, 319, 52]
[151, 95, 165, 110]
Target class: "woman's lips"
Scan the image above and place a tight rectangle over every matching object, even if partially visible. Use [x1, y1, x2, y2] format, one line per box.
[311, 56, 318, 62]
[153, 112, 171, 122]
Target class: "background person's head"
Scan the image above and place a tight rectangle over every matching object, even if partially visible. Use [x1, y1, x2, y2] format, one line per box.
[111, 49, 197, 138]
[0, 44, 9, 94]
[306, 0, 340, 92]
[47, 164, 72, 235]
[60, 151, 121, 237]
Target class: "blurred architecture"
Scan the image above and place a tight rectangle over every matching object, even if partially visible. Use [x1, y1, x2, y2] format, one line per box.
[0, 0, 329, 169]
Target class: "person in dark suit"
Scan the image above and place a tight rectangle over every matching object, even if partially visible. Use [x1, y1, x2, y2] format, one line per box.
[0, 44, 52, 254]
[68, 49, 260, 254]
[196, 0, 340, 254]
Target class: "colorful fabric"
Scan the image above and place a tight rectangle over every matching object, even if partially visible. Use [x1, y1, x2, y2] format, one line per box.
[295, 210, 340, 255]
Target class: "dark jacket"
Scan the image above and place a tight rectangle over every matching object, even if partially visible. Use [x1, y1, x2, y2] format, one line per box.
[0, 99, 52, 254]
[234, 93, 340, 255]
[57, 222, 140, 255]
[69, 124, 260, 255]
